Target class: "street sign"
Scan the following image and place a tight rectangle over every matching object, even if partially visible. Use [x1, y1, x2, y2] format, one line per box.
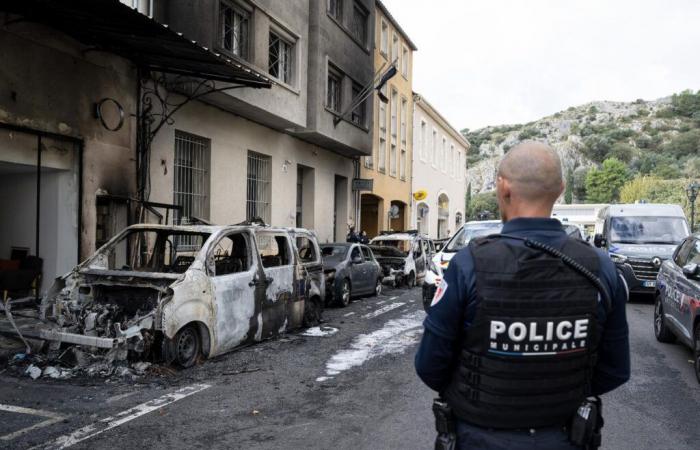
[352, 178, 373, 192]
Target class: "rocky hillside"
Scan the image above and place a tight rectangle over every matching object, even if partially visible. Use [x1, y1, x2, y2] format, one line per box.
[463, 91, 700, 198]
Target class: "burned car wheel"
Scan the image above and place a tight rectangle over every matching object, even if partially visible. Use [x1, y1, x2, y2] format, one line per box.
[303, 296, 323, 327]
[170, 325, 201, 368]
[337, 279, 351, 307]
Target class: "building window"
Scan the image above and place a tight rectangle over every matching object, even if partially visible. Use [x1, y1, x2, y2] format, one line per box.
[327, 65, 342, 113]
[378, 101, 387, 172]
[451, 144, 456, 176]
[269, 32, 293, 84]
[380, 19, 388, 56]
[390, 88, 398, 139]
[400, 97, 407, 144]
[351, 2, 368, 45]
[246, 151, 271, 223]
[457, 150, 463, 177]
[420, 120, 427, 161]
[400, 147, 406, 180]
[390, 143, 397, 177]
[364, 155, 373, 169]
[442, 137, 447, 172]
[392, 33, 399, 64]
[174, 131, 211, 227]
[401, 45, 409, 77]
[328, 0, 343, 21]
[351, 81, 366, 126]
[220, 1, 249, 60]
[432, 129, 438, 168]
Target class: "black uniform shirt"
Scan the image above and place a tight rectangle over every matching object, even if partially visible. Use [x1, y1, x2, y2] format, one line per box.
[415, 217, 630, 395]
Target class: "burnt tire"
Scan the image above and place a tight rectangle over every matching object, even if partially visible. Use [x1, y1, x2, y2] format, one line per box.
[171, 325, 201, 368]
[654, 296, 675, 344]
[303, 296, 323, 327]
[406, 272, 416, 289]
[337, 279, 351, 307]
[694, 323, 700, 384]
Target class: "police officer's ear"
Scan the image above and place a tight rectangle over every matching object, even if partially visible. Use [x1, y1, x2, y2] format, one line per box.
[496, 176, 511, 203]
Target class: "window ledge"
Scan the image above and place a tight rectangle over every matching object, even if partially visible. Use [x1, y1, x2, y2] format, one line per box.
[324, 107, 370, 132]
[271, 77, 301, 95]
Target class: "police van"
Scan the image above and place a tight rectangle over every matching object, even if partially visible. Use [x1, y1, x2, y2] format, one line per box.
[593, 204, 690, 297]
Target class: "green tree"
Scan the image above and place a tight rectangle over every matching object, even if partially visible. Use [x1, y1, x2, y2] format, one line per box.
[671, 89, 700, 118]
[465, 183, 472, 217]
[581, 135, 613, 163]
[585, 158, 630, 203]
[662, 129, 700, 158]
[610, 142, 635, 163]
[469, 191, 499, 220]
[620, 176, 698, 227]
[572, 166, 589, 202]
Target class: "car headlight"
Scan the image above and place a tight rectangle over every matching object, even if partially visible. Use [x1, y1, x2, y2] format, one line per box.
[609, 253, 627, 264]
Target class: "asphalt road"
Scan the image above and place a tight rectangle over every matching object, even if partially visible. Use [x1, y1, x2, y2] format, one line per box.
[1, 289, 699, 449]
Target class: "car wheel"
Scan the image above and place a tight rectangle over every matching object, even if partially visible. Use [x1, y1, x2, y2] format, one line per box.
[407, 272, 416, 289]
[303, 296, 323, 327]
[337, 279, 351, 307]
[654, 295, 675, 343]
[694, 323, 700, 384]
[172, 325, 201, 368]
[374, 278, 383, 297]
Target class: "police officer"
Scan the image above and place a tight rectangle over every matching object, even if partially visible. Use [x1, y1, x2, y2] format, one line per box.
[415, 141, 630, 449]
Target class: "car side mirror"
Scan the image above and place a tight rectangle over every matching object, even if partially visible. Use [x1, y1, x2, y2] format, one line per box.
[683, 263, 700, 279]
[352, 256, 362, 264]
[593, 234, 606, 248]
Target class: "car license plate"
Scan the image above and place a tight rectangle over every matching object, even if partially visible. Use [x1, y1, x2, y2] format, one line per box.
[643, 281, 656, 288]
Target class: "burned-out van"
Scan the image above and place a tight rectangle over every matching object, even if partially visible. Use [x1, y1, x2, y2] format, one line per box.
[40, 223, 324, 368]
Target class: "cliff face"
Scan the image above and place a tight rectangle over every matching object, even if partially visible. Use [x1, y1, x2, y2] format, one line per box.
[463, 96, 675, 193]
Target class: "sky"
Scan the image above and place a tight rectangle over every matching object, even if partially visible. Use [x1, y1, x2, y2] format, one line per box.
[381, 0, 700, 131]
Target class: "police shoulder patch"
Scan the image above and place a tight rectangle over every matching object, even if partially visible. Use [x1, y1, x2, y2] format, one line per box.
[430, 279, 448, 307]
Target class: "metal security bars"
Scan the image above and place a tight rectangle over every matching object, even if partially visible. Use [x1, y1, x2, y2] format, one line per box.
[220, 1, 249, 60]
[247, 151, 271, 223]
[269, 32, 292, 84]
[174, 130, 210, 230]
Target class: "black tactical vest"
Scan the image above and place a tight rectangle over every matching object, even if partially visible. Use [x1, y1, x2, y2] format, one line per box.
[444, 236, 602, 429]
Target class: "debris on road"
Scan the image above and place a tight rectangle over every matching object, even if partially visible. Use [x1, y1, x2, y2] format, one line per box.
[302, 326, 339, 337]
[25, 364, 41, 379]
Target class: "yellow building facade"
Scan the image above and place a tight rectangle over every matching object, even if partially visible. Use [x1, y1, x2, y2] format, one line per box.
[359, 0, 417, 238]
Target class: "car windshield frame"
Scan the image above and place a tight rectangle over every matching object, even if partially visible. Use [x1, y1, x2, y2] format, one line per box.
[444, 223, 502, 253]
[321, 245, 349, 259]
[370, 238, 411, 255]
[609, 216, 689, 245]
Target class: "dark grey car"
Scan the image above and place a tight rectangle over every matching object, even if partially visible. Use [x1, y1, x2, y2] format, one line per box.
[321, 243, 382, 307]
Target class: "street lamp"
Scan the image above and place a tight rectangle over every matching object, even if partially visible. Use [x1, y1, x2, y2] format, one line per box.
[687, 181, 700, 233]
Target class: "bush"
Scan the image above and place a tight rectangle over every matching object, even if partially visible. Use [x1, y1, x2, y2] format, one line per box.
[662, 129, 700, 158]
[620, 176, 698, 226]
[469, 191, 499, 220]
[588, 106, 599, 114]
[581, 135, 613, 163]
[517, 128, 542, 140]
[671, 90, 700, 118]
[610, 142, 635, 163]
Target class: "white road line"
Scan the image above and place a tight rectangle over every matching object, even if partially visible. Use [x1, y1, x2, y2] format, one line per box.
[33, 383, 211, 450]
[0, 404, 65, 442]
[389, 296, 398, 300]
[362, 302, 406, 319]
[375, 300, 386, 305]
[343, 312, 355, 317]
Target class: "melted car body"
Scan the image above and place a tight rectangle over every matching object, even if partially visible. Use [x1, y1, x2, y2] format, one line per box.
[40, 224, 324, 367]
[369, 231, 432, 287]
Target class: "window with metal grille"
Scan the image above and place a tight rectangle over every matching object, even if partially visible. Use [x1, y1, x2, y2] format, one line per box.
[328, 0, 343, 21]
[174, 131, 210, 246]
[351, 82, 366, 126]
[351, 2, 368, 45]
[269, 32, 293, 84]
[220, 1, 249, 59]
[327, 66, 342, 113]
[246, 151, 271, 223]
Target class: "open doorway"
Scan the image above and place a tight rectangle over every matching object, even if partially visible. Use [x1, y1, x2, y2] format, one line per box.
[360, 193, 383, 238]
[0, 126, 81, 297]
[297, 165, 315, 229]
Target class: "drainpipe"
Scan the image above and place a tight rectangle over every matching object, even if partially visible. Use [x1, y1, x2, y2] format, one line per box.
[353, 157, 361, 230]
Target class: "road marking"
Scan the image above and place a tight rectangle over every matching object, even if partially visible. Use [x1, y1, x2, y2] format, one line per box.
[375, 300, 386, 305]
[343, 312, 355, 317]
[317, 310, 424, 381]
[389, 296, 398, 300]
[362, 302, 406, 319]
[0, 404, 65, 442]
[33, 383, 211, 450]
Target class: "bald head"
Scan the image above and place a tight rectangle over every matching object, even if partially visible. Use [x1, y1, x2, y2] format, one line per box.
[496, 141, 564, 220]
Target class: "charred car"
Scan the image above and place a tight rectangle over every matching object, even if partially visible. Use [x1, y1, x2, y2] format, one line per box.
[40, 224, 324, 368]
[321, 243, 382, 307]
[369, 231, 432, 287]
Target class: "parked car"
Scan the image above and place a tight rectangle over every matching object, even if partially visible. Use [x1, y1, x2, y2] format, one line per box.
[369, 231, 432, 287]
[423, 220, 503, 310]
[593, 204, 690, 297]
[654, 234, 700, 382]
[320, 243, 382, 307]
[40, 223, 324, 368]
